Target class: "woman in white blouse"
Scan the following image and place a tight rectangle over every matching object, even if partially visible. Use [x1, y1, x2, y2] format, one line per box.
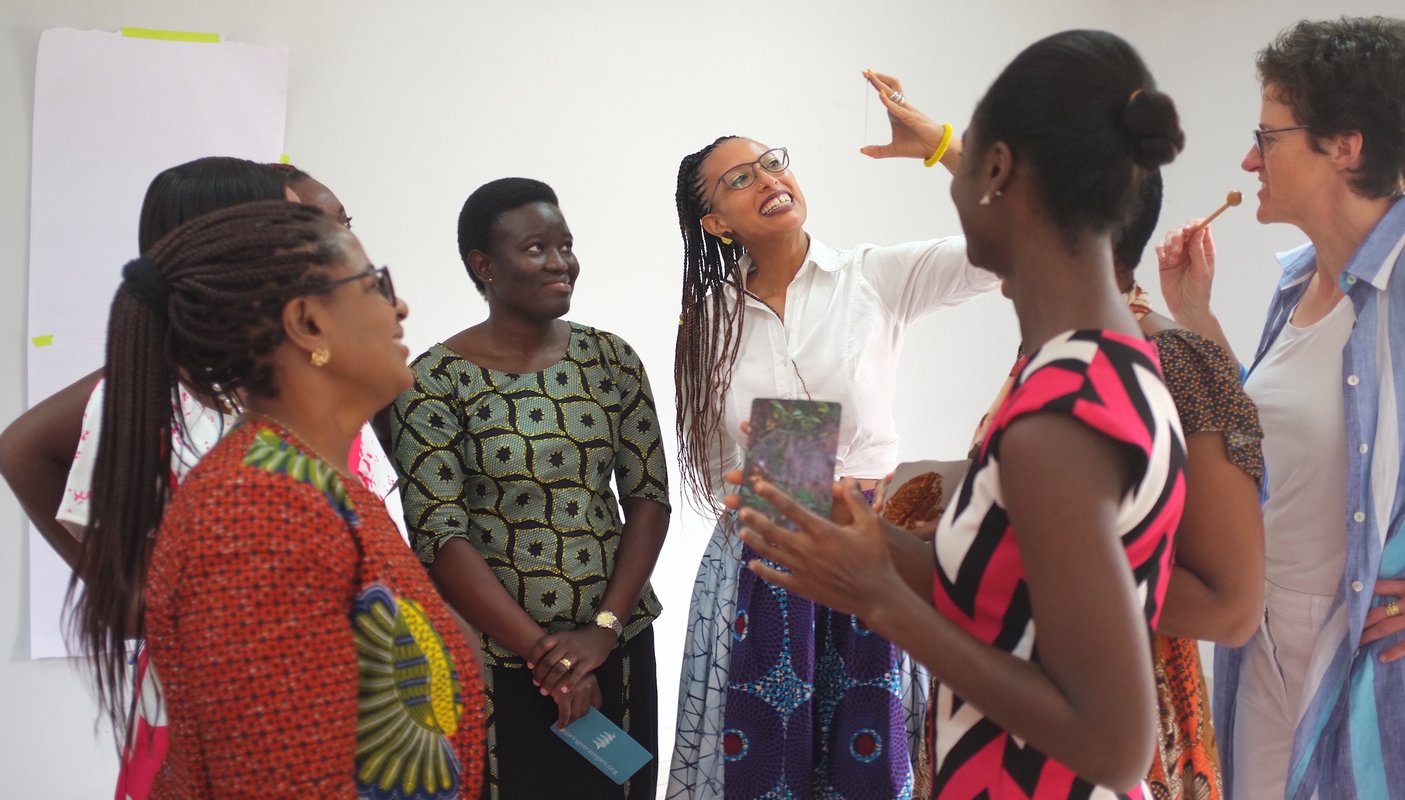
[666, 78, 997, 799]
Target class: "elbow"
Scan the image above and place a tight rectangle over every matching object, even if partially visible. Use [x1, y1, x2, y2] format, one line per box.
[0, 419, 33, 489]
[1073, 724, 1157, 792]
[1214, 586, 1265, 647]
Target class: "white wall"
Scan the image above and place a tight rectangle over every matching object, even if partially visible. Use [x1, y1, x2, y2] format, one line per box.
[1, 1, 1399, 796]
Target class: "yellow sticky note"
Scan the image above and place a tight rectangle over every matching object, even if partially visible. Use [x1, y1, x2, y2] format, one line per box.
[31, 335, 54, 347]
[120, 27, 220, 44]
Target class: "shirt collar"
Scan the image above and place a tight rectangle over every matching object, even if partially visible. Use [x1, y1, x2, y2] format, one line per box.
[1343, 196, 1405, 292]
[1274, 196, 1405, 294]
[736, 237, 841, 279]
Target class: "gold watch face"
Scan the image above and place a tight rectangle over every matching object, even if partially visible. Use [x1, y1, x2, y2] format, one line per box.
[596, 611, 620, 629]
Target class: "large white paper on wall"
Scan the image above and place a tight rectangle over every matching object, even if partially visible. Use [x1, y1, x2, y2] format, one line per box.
[27, 28, 287, 658]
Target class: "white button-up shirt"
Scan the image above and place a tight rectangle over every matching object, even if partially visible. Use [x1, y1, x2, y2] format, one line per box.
[698, 236, 994, 496]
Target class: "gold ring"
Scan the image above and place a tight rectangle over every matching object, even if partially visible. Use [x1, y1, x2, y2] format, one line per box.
[1387, 600, 1401, 619]
[558, 657, 573, 670]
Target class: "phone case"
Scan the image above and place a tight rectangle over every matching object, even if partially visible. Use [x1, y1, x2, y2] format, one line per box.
[739, 399, 842, 530]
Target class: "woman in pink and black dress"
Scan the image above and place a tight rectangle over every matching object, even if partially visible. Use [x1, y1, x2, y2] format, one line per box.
[738, 29, 1190, 798]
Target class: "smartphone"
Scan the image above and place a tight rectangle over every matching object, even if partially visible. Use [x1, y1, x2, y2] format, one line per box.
[739, 399, 842, 530]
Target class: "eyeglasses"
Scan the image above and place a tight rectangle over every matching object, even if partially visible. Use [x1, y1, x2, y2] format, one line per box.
[311, 266, 397, 305]
[1253, 125, 1312, 155]
[708, 147, 790, 209]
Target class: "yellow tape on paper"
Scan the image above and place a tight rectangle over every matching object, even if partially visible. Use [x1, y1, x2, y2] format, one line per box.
[31, 335, 54, 347]
[120, 27, 220, 44]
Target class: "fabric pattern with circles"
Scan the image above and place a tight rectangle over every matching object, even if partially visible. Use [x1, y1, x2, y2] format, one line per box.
[393, 323, 669, 668]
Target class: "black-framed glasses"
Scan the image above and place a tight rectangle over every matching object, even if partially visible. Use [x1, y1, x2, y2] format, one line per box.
[708, 147, 789, 209]
[311, 266, 397, 305]
[1253, 125, 1312, 155]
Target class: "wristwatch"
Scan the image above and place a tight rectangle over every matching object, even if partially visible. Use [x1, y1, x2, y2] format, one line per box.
[593, 610, 623, 638]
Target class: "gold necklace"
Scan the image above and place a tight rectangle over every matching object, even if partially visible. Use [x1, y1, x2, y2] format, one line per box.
[242, 410, 355, 479]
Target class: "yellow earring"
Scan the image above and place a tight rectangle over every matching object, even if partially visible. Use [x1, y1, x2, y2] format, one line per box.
[720, 235, 734, 246]
[311, 346, 331, 367]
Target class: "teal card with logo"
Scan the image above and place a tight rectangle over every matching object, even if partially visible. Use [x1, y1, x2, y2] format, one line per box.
[551, 707, 652, 784]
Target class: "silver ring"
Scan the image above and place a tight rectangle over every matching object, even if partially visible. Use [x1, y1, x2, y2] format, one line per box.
[889, 91, 905, 105]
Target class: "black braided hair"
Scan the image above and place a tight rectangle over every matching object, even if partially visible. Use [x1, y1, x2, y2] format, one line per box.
[673, 135, 753, 513]
[73, 200, 348, 745]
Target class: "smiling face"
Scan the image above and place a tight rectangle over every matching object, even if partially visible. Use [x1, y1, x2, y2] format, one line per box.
[474, 201, 578, 321]
[306, 233, 412, 402]
[1241, 87, 1336, 227]
[699, 138, 807, 244]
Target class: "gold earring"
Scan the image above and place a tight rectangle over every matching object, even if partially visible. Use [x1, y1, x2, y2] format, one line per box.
[310, 346, 331, 367]
[720, 235, 734, 246]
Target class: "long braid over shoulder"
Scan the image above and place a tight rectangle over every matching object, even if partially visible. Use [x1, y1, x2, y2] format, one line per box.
[674, 135, 751, 513]
[73, 199, 349, 741]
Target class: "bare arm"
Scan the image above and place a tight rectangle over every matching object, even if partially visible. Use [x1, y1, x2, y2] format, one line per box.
[0, 367, 101, 569]
[884, 522, 937, 597]
[742, 414, 1159, 791]
[1155, 432, 1264, 644]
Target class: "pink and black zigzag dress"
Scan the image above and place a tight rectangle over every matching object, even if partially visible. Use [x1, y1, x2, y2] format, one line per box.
[928, 329, 1186, 799]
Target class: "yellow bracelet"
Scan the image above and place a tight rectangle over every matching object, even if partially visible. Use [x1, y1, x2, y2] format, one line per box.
[924, 123, 954, 168]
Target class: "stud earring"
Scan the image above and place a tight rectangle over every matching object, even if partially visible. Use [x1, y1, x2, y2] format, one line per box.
[311, 346, 331, 367]
[979, 192, 991, 206]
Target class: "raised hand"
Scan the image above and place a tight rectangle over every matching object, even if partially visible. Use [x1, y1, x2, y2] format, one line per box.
[737, 478, 898, 618]
[1155, 221, 1217, 328]
[860, 70, 957, 167]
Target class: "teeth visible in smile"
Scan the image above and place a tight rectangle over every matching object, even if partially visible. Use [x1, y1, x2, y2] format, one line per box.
[761, 193, 793, 215]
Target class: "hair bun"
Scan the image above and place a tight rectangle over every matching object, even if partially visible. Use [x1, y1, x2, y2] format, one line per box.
[1123, 88, 1185, 169]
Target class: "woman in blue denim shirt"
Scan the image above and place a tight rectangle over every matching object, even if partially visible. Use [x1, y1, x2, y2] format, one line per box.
[1159, 16, 1405, 800]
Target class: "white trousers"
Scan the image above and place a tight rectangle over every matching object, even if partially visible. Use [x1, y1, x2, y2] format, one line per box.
[1232, 581, 1333, 800]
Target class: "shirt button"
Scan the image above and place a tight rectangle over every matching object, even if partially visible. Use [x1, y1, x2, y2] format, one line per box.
[1347, 375, 1360, 386]
[1359, 443, 1370, 454]
[1343, 275, 1357, 287]
[1352, 580, 1365, 592]
[1354, 511, 1366, 522]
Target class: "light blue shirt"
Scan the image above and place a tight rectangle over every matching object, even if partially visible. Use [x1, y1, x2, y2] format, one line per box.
[1216, 196, 1405, 799]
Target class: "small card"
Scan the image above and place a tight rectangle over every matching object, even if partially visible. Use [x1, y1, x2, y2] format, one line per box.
[551, 707, 652, 784]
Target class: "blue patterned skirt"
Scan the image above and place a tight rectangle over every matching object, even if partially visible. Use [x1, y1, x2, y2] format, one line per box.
[668, 512, 927, 799]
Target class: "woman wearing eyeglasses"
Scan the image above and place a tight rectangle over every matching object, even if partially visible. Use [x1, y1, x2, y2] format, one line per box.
[1157, 17, 1405, 800]
[75, 199, 485, 797]
[391, 178, 670, 799]
[668, 106, 998, 795]
[0, 156, 406, 800]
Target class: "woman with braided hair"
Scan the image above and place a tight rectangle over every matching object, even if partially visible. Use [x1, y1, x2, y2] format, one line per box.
[0, 157, 405, 800]
[733, 28, 1188, 798]
[667, 89, 998, 797]
[75, 199, 485, 797]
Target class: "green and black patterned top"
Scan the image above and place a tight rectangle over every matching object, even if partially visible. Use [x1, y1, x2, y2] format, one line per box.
[391, 323, 669, 668]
